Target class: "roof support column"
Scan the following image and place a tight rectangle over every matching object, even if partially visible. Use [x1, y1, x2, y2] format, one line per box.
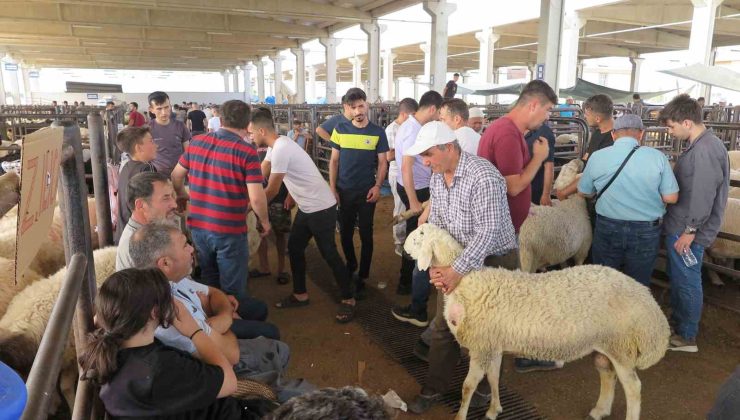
[689, 0, 725, 99]
[576, 59, 584, 80]
[21, 64, 32, 105]
[394, 79, 400, 101]
[319, 36, 340, 103]
[536, 0, 565, 92]
[308, 65, 317, 103]
[492, 67, 500, 104]
[558, 9, 586, 90]
[271, 54, 284, 104]
[1, 60, 21, 105]
[461, 71, 472, 102]
[361, 20, 382, 102]
[0, 65, 6, 105]
[291, 47, 306, 104]
[629, 56, 644, 92]
[413, 75, 422, 101]
[382, 51, 396, 101]
[420, 43, 431, 89]
[232, 66, 240, 93]
[423, 0, 456, 92]
[256, 60, 266, 102]
[243, 62, 253, 103]
[223, 69, 230, 93]
[350, 56, 364, 89]
[475, 28, 500, 104]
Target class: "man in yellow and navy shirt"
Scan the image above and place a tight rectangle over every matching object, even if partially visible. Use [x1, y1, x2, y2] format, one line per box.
[330, 88, 389, 298]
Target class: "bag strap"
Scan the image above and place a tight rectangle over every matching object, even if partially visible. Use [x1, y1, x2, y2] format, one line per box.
[596, 146, 640, 201]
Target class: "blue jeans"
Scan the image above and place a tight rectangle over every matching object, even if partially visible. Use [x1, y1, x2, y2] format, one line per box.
[592, 215, 662, 287]
[409, 266, 431, 314]
[665, 233, 705, 340]
[191, 228, 249, 301]
[231, 297, 281, 340]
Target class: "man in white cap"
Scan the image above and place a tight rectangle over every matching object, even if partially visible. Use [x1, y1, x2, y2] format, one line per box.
[402, 121, 518, 414]
[468, 107, 484, 134]
[577, 113, 679, 287]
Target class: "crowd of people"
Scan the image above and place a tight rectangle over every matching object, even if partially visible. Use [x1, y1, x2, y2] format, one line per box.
[76, 81, 736, 418]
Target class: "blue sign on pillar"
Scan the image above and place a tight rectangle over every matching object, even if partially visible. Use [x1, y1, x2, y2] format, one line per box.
[4, 63, 18, 71]
[536, 64, 545, 81]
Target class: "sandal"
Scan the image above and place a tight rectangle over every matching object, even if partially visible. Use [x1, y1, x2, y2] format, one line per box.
[275, 294, 309, 309]
[335, 302, 356, 324]
[276, 272, 290, 285]
[249, 269, 271, 278]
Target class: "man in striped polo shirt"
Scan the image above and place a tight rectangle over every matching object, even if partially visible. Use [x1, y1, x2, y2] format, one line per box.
[172, 100, 270, 301]
[329, 88, 389, 296]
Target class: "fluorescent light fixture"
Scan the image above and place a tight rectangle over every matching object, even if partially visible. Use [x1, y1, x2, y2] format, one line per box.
[180, 56, 198, 59]
[191, 46, 212, 50]
[72, 24, 103, 30]
[287, 36, 309, 40]
[173, 62, 188, 65]
[231, 8, 266, 14]
[624, 40, 641, 44]
[85, 42, 108, 46]
[20, 50, 41, 53]
[207, 31, 232, 36]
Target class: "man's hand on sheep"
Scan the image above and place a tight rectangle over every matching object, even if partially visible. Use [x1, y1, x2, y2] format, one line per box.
[430, 265, 463, 294]
[539, 193, 552, 206]
[408, 198, 423, 215]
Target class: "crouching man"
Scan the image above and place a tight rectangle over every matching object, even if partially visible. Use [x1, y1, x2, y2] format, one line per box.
[402, 121, 518, 414]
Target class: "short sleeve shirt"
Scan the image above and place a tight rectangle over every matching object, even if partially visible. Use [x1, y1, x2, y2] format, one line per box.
[578, 137, 679, 221]
[178, 128, 263, 234]
[319, 114, 350, 137]
[330, 121, 389, 191]
[115, 160, 155, 243]
[150, 119, 192, 176]
[525, 124, 556, 203]
[585, 128, 614, 159]
[100, 339, 242, 419]
[128, 111, 146, 127]
[396, 116, 431, 189]
[207, 116, 221, 131]
[154, 278, 212, 354]
[187, 110, 207, 132]
[477, 116, 532, 233]
[444, 80, 457, 98]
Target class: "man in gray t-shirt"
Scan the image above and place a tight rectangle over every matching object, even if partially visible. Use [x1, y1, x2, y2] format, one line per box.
[148, 91, 191, 176]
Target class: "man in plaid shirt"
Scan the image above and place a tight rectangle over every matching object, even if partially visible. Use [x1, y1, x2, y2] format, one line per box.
[400, 121, 518, 414]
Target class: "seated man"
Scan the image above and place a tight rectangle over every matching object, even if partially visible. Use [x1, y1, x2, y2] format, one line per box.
[117, 172, 279, 340]
[129, 222, 297, 400]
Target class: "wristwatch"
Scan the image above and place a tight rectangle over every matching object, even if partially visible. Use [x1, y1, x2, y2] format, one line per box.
[684, 226, 698, 235]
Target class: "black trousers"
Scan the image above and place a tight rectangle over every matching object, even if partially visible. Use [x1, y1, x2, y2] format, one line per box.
[338, 187, 377, 280]
[396, 183, 430, 288]
[288, 205, 353, 300]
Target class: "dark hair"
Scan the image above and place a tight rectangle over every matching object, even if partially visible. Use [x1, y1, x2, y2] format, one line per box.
[250, 107, 275, 131]
[583, 94, 614, 118]
[441, 98, 469, 120]
[116, 126, 151, 155]
[147, 91, 170, 107]
[453, 72, 460, 77]
[343, 88, 367, 104]
[398, 97, 419, 114]
[292, 119, 302, 125]
[267, 386, 390, 420]
[130, 102, 139, 110]
[697, 97, 705, 102]
[516, 80, 558, 107]
[127, 171, 170, 210]
[129, 221, 181, 268]
[221, 100, 251, 129]
[105, 101, 114, 107]
[79, 268, 176, 385]
[632, 94, 641, 100]
[173, 104, 180, 110]
[658, 94, 702, 125]
[419, 90, 443, 110]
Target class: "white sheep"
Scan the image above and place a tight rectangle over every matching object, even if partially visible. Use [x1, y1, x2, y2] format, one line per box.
[555, 133, 577, 145]
[0, 257, 43, 319]
[728, 150, 740, 171]
[404, 223, 669, 420]
[0, 246, 118, 413]
[704, 197, 740, 286]
[518, 158, 592, 272]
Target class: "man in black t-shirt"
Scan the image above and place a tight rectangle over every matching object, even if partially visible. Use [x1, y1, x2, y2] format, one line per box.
[525, 124, 556, 205]
[442, 73, 459, 98]
[187, 103, 208, 136]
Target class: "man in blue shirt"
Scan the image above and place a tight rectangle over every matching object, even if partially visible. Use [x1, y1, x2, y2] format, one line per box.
[329, 88, 389, 297]
[577, 114, 679, 286]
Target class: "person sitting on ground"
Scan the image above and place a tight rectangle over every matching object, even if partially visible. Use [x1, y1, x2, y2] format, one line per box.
[114, 127, 157, 244]
[267, 386, 390, 420]
[287, 119, 313, 151]
[79, 267, 242, 419]
[249, 107, 356, 323]
[129, 222, 287, 373]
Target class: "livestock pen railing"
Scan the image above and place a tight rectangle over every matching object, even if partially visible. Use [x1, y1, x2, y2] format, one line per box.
[0, 105, 106, 142]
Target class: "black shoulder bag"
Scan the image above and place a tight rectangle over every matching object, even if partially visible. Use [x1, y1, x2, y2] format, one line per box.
[595, 146, 640, 203]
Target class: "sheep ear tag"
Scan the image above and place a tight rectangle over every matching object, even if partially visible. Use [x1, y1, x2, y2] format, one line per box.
[416, 241, 433, 271]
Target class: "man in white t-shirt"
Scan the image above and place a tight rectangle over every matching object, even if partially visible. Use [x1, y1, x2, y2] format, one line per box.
[207, 105, 221, 133]
[249, 107, 357, 324]
[439, 98, 480, 155]
[386, 98, 419, 260]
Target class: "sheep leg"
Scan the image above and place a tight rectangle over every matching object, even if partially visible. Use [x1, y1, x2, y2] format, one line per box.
[484, 353, 504, 419]
[588, 353, 616, 419]
[455, 354, 487, 420]
[612, 361, 642, 420]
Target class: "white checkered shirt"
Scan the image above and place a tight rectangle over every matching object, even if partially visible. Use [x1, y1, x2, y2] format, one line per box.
[428, 151, 517, 275]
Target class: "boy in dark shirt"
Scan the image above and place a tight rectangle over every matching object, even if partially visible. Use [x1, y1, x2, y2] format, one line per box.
[115, 126, 156, 244]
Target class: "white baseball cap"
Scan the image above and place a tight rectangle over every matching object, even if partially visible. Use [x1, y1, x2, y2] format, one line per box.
[404, 121, 457, 156]
[468, 107, 484, 119]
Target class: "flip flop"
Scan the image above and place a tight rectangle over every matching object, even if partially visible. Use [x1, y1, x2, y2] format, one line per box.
[249, 269, 271, 278]
[335, 302, 356, 324]
[276, 272, 290, 285]
[275, 294, 309, 309]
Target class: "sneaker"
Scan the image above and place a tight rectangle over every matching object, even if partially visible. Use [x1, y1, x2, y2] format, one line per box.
[407, 390, 440, 414]
[391, 305, 429, 327]
[668, 334, 698, 353]
[514, 358, 565, 373]
[396, 283, 411, 295]
[413, 339, 429, 362]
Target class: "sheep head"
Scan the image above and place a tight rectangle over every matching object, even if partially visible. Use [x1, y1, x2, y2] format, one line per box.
[553, 158, 584, 191]
[404, 223, 463, 270]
